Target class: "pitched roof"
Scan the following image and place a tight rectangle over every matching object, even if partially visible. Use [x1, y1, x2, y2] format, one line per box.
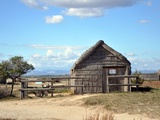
[71, 40, 130, 70]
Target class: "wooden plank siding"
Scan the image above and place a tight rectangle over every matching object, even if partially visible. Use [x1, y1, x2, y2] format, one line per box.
[70, 40, 131, 94]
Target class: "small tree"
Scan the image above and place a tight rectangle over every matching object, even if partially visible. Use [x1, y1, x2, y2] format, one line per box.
[132, 70, 144, 84]
[0, 56, 34, 96]
[0, 61, 11, 84]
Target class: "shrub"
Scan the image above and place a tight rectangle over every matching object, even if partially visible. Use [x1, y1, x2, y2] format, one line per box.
[0, 88, 9, 98]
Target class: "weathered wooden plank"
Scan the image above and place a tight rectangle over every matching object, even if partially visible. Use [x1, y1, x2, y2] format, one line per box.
[79, 62, 126, 66]
[84, 86, 102, 87]
[21, 79, 53, 82]
[19, 85, 85, 91]
[21, 77, 83, 82]
[74, 80, 102, 82]
[108, 84, 140, 86]
[107, 75, 138, 78]
[20, 88, 55, 91]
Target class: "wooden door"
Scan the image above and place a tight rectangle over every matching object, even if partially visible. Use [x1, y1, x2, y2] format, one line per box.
[102, 67, 125, 93]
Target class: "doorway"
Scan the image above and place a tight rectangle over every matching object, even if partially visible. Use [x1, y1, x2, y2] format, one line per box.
[102, 66, 125, 93]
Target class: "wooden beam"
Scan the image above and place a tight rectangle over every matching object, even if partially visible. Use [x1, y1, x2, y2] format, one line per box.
[21, 77, 83, 82]
[19, 85, 85, 91]
[107, 75, 138, 78]
[108, 84, 140, 86]
[106, 76, 109, 93]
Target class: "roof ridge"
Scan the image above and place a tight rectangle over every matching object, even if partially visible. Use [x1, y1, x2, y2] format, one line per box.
[71, 40, 130, 71]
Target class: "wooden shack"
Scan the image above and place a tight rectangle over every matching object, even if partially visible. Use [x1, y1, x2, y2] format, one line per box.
[70, 40, 131, 93]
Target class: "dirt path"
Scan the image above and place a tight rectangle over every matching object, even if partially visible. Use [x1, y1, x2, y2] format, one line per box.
[0, 94, 158, 120]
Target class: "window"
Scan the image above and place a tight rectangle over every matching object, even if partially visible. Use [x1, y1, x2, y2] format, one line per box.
[109, 68, 116, 75]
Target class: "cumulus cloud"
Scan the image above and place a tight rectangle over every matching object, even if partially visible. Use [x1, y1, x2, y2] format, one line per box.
[21, 0, 48, 10]
[45, 15, 63, 24]
[40, 0, 139, 8]
[139, 19, 150, 23]
[22, 0, 141, 17]
[64, 8, 104, 17]
[127, 56, 160, 72]
[28, 47, 83, 69]
[46, 50, 53, 57]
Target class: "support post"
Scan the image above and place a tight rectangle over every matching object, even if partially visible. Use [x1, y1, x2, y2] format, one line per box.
[106, 76, 109, 93]
[51, 81, 53, 97]
[25, 80, 28, 97]
[128, 77, 131, 92]
[67, 79, 70, 91]
[81, 79, 84, 95]
[136, 77, 139, 92]
[20, 82, 25, 100]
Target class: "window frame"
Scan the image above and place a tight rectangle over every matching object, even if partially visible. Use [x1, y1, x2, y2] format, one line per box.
[108, 68, 116, 75]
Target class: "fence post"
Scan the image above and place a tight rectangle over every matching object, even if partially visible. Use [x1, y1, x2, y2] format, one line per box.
[25, 80, 28, 97]
[106, 76, 109, 93]
[51, 81, 53, 97]
[136, 77, 139, 92]
[20, 81, 25, 100]
[128, 77, 131, 92]
[81, 78, 84, 95]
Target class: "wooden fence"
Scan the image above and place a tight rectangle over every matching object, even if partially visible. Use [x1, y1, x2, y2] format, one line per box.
[19, 75, 140, 99]
[106, 75, 140, 92]
[19, 77, 84, 99]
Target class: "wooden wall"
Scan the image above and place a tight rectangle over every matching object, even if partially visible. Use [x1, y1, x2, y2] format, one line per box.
[71, 46, 130, 93]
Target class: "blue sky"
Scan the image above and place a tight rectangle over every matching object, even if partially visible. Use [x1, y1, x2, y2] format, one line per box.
[0, 0, 160, 74]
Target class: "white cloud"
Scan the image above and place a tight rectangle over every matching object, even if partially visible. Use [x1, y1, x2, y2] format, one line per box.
[42, 6, 48, 10]
[27, 44, 160, 71]
[64, 48, 72, 56]
[26, 45, 86, 69]
[32, 53, 41, 58]
[45, 15, 63, 24]
[22, 0, 141, 17]
[21, 0, 48, 10]
[127, 56, 160, 72]
[46, 50, 56, 58]
[28, 47, 82, 69]
[40, 0, 139, 8]
[64, 8, 104, 17]
[144, 64, 148, 67]
[125, 52, 137, 57]
[144, 0, 152, 6]
[139, 20, 150, 23]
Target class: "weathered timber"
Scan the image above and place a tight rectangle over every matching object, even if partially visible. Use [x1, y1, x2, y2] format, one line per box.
[20, 76, 85, 99]
[107, 75, 138, 78]
[106, 75, 140, 92]
[70, 40, 131, 93]
[20, 85, 84, 91]
[108, 84, 140, 86]
[21, 76, 83, 82]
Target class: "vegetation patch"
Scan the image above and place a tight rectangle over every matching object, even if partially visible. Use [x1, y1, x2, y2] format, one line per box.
[84, 89, 160, 119]
[85, 112, 114, 120]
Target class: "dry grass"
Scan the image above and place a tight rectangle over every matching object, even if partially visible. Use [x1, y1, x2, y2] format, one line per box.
[85, 112, 114, 120]
[0, 118, 16, 120]
[84, 89, 160, 119]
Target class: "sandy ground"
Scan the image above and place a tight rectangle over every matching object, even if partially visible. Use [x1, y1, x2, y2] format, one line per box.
[0, 94, 158, 120]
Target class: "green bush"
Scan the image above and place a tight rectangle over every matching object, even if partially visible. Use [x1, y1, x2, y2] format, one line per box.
[132, 70, 144, 84]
